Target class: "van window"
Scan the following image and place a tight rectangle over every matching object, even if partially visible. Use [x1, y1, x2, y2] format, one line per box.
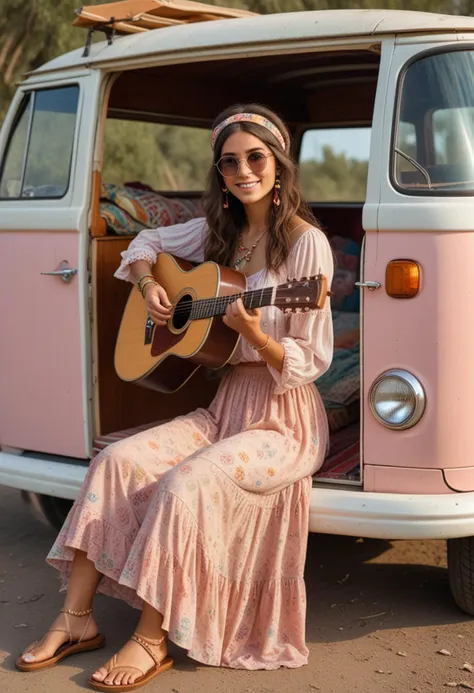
[394, 49, 474, 194]
[298, 127, 371, 202]
[0, 85, 79, 199]
[102, 119, 211, 191]
[0, 96, 32, 198]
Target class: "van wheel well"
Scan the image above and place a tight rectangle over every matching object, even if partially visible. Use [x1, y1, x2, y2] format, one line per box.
[448, 536, 474, 616]
[37, 494, 73, 532]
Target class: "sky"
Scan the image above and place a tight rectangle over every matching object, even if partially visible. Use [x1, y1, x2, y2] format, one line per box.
[300, 126, 372, 162]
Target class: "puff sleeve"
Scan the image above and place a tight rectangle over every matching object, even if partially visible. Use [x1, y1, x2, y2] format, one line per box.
[269, 227, 334, 394]
[114, 217, 207, 283]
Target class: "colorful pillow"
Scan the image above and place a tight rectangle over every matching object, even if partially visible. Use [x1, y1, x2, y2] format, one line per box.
[100, 183, 203, 235]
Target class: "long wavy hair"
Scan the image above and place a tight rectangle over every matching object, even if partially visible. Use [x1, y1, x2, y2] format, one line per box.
[203, 103, 318, 273]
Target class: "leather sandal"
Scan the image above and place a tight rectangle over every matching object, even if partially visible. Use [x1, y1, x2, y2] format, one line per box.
[88, 632, 174, 692]
[16, 607, 105, 672]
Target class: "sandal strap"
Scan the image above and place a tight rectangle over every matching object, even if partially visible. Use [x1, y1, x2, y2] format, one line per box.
[59, 609, 93, 643]
[78, 613, 93, 644]
[106, 654, 144, 677]
[130, 633, 165, 666]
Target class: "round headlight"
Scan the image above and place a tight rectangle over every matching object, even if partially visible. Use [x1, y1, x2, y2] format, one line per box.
[369, 369, 425, 430]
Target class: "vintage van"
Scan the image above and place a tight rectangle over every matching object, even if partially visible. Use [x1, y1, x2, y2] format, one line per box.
[1, 0, 474, 616]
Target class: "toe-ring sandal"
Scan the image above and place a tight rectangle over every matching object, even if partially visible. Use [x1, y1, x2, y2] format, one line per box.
[88, 633, 174, 692]
[16, 607, 105, 672]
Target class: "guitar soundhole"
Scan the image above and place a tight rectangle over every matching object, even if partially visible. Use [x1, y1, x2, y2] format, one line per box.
[172, 293, 193, 330]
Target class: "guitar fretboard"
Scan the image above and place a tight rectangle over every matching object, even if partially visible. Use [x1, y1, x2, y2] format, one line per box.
[188, 287, 275, 320]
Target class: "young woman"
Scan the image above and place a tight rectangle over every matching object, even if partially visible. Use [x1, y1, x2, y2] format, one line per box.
[17, 104, 334, 691]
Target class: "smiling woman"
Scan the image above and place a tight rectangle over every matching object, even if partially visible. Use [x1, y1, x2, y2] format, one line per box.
[18, 102, 334, 690]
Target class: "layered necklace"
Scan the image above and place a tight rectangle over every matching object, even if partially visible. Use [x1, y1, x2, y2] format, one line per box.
[233, 228, 268, 271]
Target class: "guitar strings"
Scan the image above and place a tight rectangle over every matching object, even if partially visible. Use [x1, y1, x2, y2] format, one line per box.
[170, 287, 275, 317]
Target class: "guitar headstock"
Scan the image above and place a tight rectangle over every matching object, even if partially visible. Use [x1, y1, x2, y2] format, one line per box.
[275, 274, 330, 312]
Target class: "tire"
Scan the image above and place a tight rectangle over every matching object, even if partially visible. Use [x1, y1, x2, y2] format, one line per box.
[447, 536, 474, 616]
[36, 494, 74, 532]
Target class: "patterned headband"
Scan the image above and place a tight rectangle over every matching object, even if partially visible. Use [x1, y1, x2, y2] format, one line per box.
[211, 113, 286, 151]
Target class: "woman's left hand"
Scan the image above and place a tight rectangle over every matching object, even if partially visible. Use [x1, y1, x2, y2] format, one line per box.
[223, 298, 264, 344]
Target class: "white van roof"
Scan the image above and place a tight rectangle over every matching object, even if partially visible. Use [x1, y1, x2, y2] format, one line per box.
[32, 9, 474, 76]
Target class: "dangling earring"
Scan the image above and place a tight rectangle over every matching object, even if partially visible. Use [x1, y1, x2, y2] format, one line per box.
[273, 176, 281, 207]
[222, 187, 229, 209]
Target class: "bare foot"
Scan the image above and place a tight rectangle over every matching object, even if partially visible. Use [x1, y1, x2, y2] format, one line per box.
[91, 635, 167, 687]
[21, 611, 98, 664]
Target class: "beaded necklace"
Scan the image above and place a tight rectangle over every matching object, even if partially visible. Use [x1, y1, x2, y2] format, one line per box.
[233, 229, 267, 270]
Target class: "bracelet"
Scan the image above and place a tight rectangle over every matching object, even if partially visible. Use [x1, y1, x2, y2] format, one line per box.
[140, 278, 157, 297]
[136, 273, 155, 292]
[249, 334, 270, 351]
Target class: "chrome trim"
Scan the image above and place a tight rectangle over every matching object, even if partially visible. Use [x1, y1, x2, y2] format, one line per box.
[369, 368, 426, 430]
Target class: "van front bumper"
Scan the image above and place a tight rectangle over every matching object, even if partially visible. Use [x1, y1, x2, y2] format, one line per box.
[1, 451, 474, 541]
[310, 485, 474, 540]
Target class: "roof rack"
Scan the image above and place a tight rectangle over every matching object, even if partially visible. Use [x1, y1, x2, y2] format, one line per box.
[74, 0, 256, 34]
[74, 0, 257, 56]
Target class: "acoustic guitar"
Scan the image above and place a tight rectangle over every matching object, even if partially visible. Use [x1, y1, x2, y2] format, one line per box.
[115, 253, 330, 393]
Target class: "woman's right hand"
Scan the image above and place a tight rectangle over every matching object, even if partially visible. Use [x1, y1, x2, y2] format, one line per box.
[144, 282, 173, 326]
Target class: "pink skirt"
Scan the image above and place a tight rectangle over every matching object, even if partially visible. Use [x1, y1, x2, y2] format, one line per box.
[47, 365, 328, 670]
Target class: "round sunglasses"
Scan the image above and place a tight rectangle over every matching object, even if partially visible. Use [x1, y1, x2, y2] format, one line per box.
[215, 152, 273, 178]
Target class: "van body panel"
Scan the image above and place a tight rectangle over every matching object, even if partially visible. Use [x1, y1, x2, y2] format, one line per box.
[0, 73, 102, 458]
[364, 231, 474, 474]
[364, 465, 453, 494]
[0, 231, 86, 456]
[363, 39, 474, 491]
[444, 467, 474, 492]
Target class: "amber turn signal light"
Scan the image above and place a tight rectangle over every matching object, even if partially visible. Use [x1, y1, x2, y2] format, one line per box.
[385, 260, 421, 298]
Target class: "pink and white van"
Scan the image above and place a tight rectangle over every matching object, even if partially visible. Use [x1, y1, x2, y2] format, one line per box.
[1, 4, 474, 616]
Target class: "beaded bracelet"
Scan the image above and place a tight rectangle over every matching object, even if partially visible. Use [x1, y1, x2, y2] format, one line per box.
[139, 278, 158, 298]
[136, 273, 155, 293]
[249, 334, 270, 351]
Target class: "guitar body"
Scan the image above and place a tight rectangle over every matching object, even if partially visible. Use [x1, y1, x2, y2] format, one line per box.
[115, 254, 247, 393]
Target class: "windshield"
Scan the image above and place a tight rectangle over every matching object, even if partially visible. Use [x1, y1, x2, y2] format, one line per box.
[393, 49, 474, 195]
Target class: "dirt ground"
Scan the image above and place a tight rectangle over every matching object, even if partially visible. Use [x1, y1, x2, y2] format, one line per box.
[0, 484, 473, 693]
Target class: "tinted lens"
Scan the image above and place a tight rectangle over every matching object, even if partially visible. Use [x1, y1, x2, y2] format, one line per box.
[217, 156, 238, 177]
[247, 151, 268, 173]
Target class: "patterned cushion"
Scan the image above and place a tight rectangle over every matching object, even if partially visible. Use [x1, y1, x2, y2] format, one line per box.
[100, 183, 203, 235]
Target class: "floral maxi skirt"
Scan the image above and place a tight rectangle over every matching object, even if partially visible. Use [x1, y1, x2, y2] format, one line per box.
[47, 365, 328, 670]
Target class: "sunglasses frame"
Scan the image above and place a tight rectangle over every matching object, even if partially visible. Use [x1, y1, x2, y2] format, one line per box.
[215, 152, 274, 177]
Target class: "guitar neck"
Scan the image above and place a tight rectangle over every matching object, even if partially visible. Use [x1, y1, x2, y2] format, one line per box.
[190, 287, 275, 320]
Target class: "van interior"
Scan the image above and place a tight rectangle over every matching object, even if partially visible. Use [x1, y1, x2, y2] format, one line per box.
[91, 47, 381, 486]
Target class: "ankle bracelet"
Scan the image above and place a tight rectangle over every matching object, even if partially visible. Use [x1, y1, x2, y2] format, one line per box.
[61, 607, 93, 617]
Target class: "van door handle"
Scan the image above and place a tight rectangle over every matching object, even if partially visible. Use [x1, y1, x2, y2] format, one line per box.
[41, 261, 78, 284]
[355, 281, 381, 290]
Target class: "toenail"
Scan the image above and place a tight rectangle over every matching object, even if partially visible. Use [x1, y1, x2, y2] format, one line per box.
[23, 655, 35, 662]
